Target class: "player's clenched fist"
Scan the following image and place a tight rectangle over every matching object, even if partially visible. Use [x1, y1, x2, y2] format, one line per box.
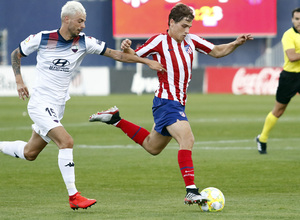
[121, 39, 132, 51]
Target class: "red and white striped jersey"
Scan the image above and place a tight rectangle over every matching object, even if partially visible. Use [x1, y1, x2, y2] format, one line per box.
[135, 32, 214, 105]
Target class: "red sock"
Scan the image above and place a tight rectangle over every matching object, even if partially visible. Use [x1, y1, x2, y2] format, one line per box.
[178, 149, 195, 187]
[116, 119, 150, 146]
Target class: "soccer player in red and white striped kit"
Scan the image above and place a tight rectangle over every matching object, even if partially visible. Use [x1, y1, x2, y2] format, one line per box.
[89, 3, 253, 205]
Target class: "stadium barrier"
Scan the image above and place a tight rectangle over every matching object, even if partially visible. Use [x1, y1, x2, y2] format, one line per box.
[0, 65, 282, 96]
[0, 66, 110, 96]
[205, 66, 282, 95]
[110, 67, 205, 94]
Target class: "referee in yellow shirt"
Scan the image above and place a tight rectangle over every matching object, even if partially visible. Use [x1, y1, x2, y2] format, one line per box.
[256, 7, 300, 154]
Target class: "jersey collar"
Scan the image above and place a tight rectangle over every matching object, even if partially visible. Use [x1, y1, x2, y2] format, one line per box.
[293, 26, 300, 34]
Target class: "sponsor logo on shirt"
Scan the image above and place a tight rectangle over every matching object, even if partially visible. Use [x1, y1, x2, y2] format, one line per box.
[49, 59, 70, 72]
[24, 35, 36, 44]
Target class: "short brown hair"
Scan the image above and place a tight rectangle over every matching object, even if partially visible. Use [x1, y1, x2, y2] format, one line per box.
[292, 7, 300, 17]
[168, 3, 194, 26]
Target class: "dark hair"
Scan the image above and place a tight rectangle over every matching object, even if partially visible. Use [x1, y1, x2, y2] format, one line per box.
[292, 7, 300, 17]
[168, 3, 194, 26]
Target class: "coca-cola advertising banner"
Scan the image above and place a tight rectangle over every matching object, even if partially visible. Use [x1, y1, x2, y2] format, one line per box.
[113, 0, 277, 38]
[205, 67, 282, 95]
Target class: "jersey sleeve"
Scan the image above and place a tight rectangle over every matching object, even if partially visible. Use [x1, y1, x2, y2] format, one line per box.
[135, 34, 161, 58]
[85, 36, 107, 55]
[282, 30, 295, 51]
[190, 34, 214, 54]
[19, 32, 42, 57]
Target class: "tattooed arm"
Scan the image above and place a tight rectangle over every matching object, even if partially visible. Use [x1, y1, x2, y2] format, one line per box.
[11, 48, 29, 100]
[103, 47, 166, 72]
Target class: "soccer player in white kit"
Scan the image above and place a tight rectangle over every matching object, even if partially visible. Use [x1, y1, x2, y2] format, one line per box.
[0, 1, 165, 210]
[89, 3, 253, 206]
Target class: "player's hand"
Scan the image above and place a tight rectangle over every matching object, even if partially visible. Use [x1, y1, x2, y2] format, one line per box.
[236, 34, 253, 45]
[17, 83, 29, 100]
[121, 39, 132, 51]
[147, 60, 166, 72]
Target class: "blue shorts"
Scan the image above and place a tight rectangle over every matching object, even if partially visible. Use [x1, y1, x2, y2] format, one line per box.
[152, 96, 188, 136]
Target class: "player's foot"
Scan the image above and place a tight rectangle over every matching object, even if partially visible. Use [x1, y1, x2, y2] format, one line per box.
[184, 188, 208, 205]
[89, 106, 121, 124]
[69, 192, 97, 210]
[256, 135, 267, 154]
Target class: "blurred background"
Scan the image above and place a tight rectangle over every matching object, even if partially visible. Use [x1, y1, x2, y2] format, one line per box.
[0, 0, 298, 96]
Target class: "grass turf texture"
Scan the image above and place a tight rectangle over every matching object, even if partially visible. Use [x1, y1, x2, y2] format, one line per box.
[1, 94, 300, 219]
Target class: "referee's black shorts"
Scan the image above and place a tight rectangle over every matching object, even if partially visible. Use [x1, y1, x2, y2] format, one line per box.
[276, 70, 300, 104]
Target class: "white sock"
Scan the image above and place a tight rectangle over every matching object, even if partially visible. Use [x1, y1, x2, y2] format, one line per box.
[58, 148, 78, 196]
[113, 120, 120, 126]
[1, 141, 26, 160]
[186, 185, 197, 189]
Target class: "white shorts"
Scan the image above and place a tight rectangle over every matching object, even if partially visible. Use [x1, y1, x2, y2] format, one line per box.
[27, 98, 65, 143]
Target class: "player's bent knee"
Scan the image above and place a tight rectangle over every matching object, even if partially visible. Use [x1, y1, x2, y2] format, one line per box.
[24, 151, 39, 161]
[147, 148, 163, 156]
[58, 137, 74, 149]
[149, 151, 161, 156]
[62, 141, 74, 149]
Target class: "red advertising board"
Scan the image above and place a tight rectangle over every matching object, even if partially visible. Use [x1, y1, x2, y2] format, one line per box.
[205, 67, 282, 95]
[113, 0, 277, 38]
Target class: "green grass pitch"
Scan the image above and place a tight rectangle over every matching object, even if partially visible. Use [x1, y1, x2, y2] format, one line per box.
[1, 94, 300, 219]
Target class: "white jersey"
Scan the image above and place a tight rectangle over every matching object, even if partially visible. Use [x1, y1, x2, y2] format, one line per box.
[19, 29, 107, 105]
[135, 32, 214, 105]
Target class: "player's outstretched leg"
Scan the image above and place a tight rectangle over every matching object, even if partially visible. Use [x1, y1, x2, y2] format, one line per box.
[89, 106, 150, 146]
[184, 188, 209, 205]
[69, 192, 97, 210]
[89, 106, 121, 124]
[0, 141, 27, 159]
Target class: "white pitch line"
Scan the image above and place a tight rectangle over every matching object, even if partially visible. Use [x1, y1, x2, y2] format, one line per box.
[75, 144, 300, 150]
[0, 126, 30, 131]
[193, 117, 300, 123]
[75, 144, 254, 150]
[0, 122, 93, 132]
[74, 138, 300, 150]
[1, 115, 300, 131]
[2, 125, 300, 150]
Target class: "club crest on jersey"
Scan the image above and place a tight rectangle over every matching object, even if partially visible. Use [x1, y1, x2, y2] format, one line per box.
[179, 111, 186, 117]
[184, 44, 193, 54]
[71, 45, 78, 53]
